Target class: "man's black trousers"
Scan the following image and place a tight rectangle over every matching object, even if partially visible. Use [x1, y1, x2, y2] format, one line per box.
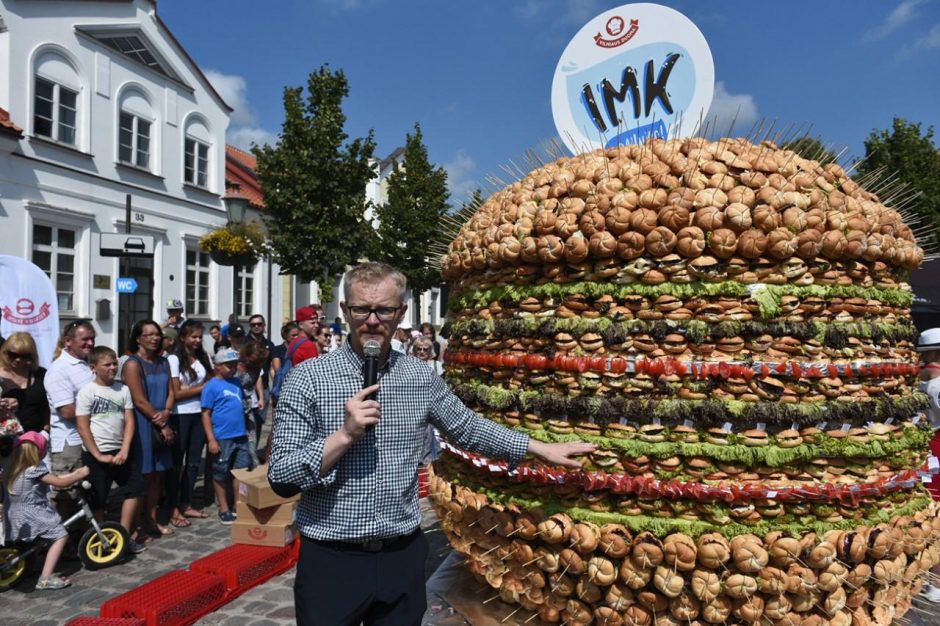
[294, 529, 428, 625]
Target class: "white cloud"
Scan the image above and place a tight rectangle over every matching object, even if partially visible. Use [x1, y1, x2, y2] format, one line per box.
[205, 69, 277, 150]
[913, 22, 940, 49]
[444, 150, 479, 202]
[863, 0, 925, 42]
[704, 81, 760, 136]
[228, 126, 278, 151]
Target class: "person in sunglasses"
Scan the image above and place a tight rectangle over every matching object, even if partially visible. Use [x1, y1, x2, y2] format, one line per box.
[0, 332, 49, 434]
[268, 262, 594, 626]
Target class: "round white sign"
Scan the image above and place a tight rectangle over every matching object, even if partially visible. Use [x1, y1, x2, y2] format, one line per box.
[551, 3, 714, 155]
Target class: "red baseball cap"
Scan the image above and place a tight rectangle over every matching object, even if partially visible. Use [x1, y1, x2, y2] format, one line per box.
[295, 305, 320, 322]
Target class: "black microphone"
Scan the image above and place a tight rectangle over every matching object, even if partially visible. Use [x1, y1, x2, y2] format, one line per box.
[363, 340, 381, 400]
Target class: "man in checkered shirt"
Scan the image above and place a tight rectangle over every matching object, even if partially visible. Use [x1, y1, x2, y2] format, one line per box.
[268, 262, 594, 626]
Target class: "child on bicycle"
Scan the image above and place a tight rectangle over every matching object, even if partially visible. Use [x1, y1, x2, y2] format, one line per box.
[5, 431, 89, 590]
[75, 346, 146, 554]
[201, 348, 253, 525]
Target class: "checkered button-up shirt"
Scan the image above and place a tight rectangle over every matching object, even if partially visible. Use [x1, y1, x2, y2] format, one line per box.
[268, 343, 529, 542]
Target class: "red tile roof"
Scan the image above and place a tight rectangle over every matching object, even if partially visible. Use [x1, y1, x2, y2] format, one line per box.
[0, 107, 23, 137]
[225, 144, 264, 209]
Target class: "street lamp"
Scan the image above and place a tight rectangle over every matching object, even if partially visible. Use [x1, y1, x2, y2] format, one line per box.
[224, 184, 251, 328]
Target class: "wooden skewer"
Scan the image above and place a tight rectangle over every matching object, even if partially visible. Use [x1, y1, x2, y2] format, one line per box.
[501, 607, 521, 623]
[483, 593, 501, 604]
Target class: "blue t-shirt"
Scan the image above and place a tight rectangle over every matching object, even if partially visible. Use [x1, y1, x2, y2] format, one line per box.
[200, 377, 246, 440]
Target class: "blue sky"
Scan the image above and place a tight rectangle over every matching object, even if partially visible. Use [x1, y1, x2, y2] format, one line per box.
[158, 0, 940, 203]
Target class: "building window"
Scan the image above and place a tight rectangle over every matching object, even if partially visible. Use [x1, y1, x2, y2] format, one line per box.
[118, 111, 151, 169]
[32, 224, 76, 312]
[184, 137, 209, 187]
[237, 263, 254, 318]
[34, 76, 77, 145]
[185, 248, 210, 317]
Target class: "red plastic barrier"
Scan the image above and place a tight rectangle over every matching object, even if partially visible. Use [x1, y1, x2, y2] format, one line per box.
[190, 541, 298, 594]
[99, 570, 228, 626]
[65, 615, 147, 626]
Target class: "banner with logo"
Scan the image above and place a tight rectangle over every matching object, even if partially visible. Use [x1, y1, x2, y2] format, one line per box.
[551, 3, 714, 154]
[0, 255, 60, 368]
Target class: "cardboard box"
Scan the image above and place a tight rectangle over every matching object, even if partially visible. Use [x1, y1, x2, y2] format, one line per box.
[231, 520, 297, 547]
[231, 464, 300, 509]
[236, 499, 295, 525]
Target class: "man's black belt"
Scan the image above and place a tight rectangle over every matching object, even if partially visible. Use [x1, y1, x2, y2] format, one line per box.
[308, 527, 420, 553]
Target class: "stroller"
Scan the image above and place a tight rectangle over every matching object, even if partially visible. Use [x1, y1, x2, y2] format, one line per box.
[0, 467, 129, 590]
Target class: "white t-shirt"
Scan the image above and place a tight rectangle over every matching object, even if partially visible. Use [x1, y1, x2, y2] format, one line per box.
[922, 377, 940, 430]
[46, 352, 95, 452]
[75, 381, 133, 452]
[168, 354, 207, 414]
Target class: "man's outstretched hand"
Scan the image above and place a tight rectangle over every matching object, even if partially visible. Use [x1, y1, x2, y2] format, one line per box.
[527, 439, 597, 469]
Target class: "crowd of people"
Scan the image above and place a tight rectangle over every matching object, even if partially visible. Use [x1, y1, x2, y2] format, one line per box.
[0, 295, 449, 591]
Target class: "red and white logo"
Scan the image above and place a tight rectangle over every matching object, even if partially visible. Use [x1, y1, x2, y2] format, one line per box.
[2, 298, 51, 325]
[594, 17, 639, 48]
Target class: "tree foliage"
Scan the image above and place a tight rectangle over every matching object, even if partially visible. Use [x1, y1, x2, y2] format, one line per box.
[782, 136, 839, 164]
[855, 118, 940, 250]
[372, 123, 450, 294]
[253, 65, 376, 289]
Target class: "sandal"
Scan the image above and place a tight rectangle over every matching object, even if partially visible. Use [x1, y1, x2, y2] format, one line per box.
[170, 516, 191, 528]
[155, 523, 175, 535]
[36, 575, 70, 590]
[181, 508, 209, 519]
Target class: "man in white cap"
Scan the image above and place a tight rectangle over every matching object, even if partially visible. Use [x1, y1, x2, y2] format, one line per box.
[917, 327, 940, 602]
[391, 321, 411, 354]
[163, 299, 185, 333]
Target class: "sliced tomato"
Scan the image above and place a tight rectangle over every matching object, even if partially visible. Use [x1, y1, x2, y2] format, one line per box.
[589, 355, 606, 372]
[806, 365, 821, 377]
[760, 364, 770, 378]
[790, 362, 802, 378]
[648, 359, 664, 376]
[610, 358, 627, 374]
[525, 354, 547, 370]
[742, 366, 755, 381]
[663, 359, 676, 376]
[576, 356, 589, 373]
[718, 361, 731, 379]
[775, 362, 787, 374]
[674, 360, 688, 376]
[828, 364, 839, 377]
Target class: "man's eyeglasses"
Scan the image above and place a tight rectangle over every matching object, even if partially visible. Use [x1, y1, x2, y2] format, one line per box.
[249, 322, 265, 327]
[346, 306, 401, 321]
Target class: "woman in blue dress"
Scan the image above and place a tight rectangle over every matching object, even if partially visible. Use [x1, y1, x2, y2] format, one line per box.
[123, 320, 176, 539]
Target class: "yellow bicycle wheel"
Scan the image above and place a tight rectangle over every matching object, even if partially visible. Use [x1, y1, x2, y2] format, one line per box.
[0, 547, 26, 590]
[79, 523, 128, 570]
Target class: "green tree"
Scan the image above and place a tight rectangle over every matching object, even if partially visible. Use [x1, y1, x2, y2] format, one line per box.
[372, 123, 450, 294]
[782, 136, 839, 164]
[855, 118, 940, 249]
[253, 65, 376, 289]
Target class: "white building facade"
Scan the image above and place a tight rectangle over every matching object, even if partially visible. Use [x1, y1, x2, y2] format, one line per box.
[0, 0, 285, 352]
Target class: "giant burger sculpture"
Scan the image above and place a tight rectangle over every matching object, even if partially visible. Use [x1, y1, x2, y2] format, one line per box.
[429, 137, 940, 625]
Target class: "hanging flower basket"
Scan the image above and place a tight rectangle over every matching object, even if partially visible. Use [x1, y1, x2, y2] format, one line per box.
[209, 249, 256, 267]
[199, 221, 266, 266]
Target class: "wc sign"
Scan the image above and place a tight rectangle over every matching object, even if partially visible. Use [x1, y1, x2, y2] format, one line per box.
[551, 2, 714, 154]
